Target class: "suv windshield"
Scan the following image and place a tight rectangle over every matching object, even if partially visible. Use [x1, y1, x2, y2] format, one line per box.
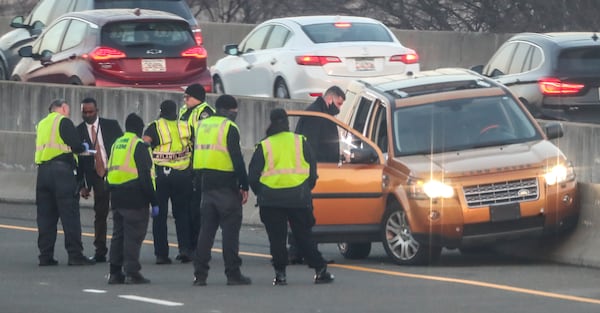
[557, 46, 600, 75]
[302, 22, 393, 43]
[392, 95, 541, 155]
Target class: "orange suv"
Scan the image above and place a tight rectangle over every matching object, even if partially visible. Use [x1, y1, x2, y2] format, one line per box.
[287, 68, 579, 265]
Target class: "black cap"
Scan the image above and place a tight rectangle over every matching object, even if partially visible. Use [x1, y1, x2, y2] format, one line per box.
[160, 99, 177, 115]
[184, 84, 206, 101]
[215, 94, 238, 110]
[125, 113, 144, 137]
[270, 108, 288, 122]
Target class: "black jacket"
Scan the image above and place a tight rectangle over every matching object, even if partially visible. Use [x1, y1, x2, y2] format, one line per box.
[77, 118, 123, 187]
[295, 97, 340, 163]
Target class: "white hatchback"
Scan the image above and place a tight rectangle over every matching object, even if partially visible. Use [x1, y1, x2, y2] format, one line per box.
[210, 15, 420, 99]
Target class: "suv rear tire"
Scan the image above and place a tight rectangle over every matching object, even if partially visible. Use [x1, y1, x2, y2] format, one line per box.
[337, 242, 371, 259]
[381, 203, 441, 265]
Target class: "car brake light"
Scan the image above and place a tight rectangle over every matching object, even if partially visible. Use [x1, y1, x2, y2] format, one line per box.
[295, 55, 341, 66]
[390, 53, 419, 64]
[192, 27, 203, 46]
[88, 47, 126, 61]
[182, 46, 207, 59]
[539, 78, 585, 95]
[334, 22, 352, 28]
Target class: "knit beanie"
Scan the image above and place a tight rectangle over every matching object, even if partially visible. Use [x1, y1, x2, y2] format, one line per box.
[270, 108, 288, 123]
[184, 84, 206, 101]
[215, 94, 238, 110]
[125, 113, 144, 137]
[159, 100, 178, 120]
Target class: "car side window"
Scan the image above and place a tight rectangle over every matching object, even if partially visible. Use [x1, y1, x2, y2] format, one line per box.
[26, 0, 59, 26]
[36, 19, 70, 54]
[264, 25, 290, 49]
[61, 20, 88, 51]
[484, 42, 517, 77]
[240, 25, 272, 53]
[366, 102, 388, 153]
[507, 43, 531, 74]
[524, 45, 543, 71]
[351, 97, 374, 136]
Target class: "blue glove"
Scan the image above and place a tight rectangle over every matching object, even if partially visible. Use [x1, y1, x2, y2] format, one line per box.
[151, 205, 159, 217]
[82, 142, 90, 152]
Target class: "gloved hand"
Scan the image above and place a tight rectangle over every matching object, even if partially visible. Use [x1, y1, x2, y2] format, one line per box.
[82, 142, 90, 152]
[151, 205, 159, 217]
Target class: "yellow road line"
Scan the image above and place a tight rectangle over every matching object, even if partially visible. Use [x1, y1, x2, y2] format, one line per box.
[2, 223, 599, 305]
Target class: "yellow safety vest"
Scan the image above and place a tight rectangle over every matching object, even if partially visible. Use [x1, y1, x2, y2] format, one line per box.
[107, 132, 156, 189]
[151, 118, 191, 170]
[179, 102, 215, 125]
[35, 112, 73, 164]
[193, 116, 236, 171]
[259, 132, 310, 189]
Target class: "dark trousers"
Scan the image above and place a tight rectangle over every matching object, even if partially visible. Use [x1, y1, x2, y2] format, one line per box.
[193, 187, 243, 279]
[90, 175, 109, 257]
[36, 161, 85, 262]
[153, 166, 193, 257]
[260, 205, 325, 271]
[189, 174, 203, 252]
[109, 206, 149, 274]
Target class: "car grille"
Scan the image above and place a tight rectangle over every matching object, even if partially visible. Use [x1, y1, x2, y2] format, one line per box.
[462, 178, 539, 208]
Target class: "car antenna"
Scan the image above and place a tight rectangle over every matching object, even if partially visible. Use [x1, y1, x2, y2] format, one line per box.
[592, 33, 599, 42]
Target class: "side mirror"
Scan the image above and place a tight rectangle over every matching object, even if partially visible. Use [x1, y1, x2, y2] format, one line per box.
[544, 123, 564, 140]
[30, 20, 45, 37]
[349, 147, 378, 164]
[18, 45, 33, 58]
[470, 65, 483, 74]
[10, 16, 25, 28]
[40, 49, 53, 64]
[223, 44, 239, 56]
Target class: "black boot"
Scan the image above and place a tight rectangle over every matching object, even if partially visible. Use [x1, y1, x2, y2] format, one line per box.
[125, 272, 150, 284]
[273, 270, 287, 286]
[314, 266, 334, 284]
[108, 264, 125, 284]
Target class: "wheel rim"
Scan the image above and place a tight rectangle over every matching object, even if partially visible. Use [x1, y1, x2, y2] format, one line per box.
[337, 242, 348, 253]
[213, 78, 223, 94]
[385, 210, 420, 261]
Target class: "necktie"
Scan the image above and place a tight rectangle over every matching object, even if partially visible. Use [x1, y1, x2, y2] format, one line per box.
[91, 125, 106, 177]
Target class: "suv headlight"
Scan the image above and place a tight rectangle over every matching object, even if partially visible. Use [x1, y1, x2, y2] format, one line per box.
[409, 179, 454, 199]
[544, 162, 575, 185]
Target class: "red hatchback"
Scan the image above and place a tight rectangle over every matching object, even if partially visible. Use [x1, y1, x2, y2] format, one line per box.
[11, 8, 211, 92]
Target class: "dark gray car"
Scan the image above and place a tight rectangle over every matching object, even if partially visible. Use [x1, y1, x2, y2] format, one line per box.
[0, 0, 200, 80]
[472, 32, 600, 124]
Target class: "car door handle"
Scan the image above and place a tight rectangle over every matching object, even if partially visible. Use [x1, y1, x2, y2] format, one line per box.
[246, 64, 253, 70]
[69, 54, 77, 60]
[270, 58, 277, 65]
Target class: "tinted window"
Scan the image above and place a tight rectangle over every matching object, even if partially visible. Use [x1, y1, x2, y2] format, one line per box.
[528, 46, 543, 70]
[351, 97, 374, 135]
[61, 20, 88, 51]
[95, 0, 197, 25]
[101, 21, 194, 48]
[264, 25, 290, 49]
[484, 42, 517, 76]
[303, 22, 392, 43]
[392, 95, 540, 155]
[240, 26, 271, 53]
[507, 43, 531, 74]
[557, 47, 600, 75]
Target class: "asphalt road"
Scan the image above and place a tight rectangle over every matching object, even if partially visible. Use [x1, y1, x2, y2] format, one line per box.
[1, 201, 600, 313]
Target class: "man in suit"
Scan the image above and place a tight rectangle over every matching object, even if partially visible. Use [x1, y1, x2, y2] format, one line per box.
[77, 97, 123, 263]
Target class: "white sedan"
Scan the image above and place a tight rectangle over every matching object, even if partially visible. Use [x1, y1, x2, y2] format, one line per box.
[210, 15, 420, 99]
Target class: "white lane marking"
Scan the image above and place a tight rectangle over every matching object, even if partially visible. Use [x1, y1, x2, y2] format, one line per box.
[83, 289, 107, 294]
[118, 295, 183, 306]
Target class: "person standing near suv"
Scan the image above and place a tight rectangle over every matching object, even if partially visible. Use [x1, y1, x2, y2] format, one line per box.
[77, 97, 123, 263]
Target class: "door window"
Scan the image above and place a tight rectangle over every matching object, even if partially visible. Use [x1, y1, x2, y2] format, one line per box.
[240, 25, 272, 53]
[484, 42, 517, 77]
[36, 19, 69, 54]
[507, 43, 531, 74]
[61, 20, 88, 51]
[264, 25, 290, 49]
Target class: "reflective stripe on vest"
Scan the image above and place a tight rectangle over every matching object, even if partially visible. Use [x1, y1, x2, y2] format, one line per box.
[193, 116, 235, 171]
[35, 112, 73, 164]
[106, 133, 156, 189]
[259, 132, 310, 189]
[152, 118, 191, 170]
[179, 102, 215, 125]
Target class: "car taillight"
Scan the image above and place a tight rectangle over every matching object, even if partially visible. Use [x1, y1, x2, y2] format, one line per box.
[295, 55, 341, 66]
[390, 53, 419, 64]
[87, 47, 126, 61]
[182, 46, 207, 59]
[192, 27, 203, 46]
[539, 78, 585, 95]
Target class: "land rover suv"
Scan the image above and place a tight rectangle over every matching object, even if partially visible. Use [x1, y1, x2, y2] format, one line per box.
[287, 67, 579, 265]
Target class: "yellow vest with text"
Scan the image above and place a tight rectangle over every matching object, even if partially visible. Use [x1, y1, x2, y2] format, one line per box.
[193, 116, 236, 172]
[259, 132, 310, 189]
[179, 102, 215, 125]
[107, 132, 156, 189]
[151, 118, 191, 170]
[35, 112, 73, 164]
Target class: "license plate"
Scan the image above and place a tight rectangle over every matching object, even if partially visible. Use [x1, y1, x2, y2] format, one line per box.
[141, 59, 166, 72]
[489, 202, 521, 222]
[355, 58, 375, 71]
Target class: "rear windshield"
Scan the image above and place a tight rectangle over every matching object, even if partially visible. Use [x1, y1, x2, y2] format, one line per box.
[95, 0, 196, 25]
[302, 22, 393, 43]
[557, 47, 600, 75]
[101, 21, 194, 48]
